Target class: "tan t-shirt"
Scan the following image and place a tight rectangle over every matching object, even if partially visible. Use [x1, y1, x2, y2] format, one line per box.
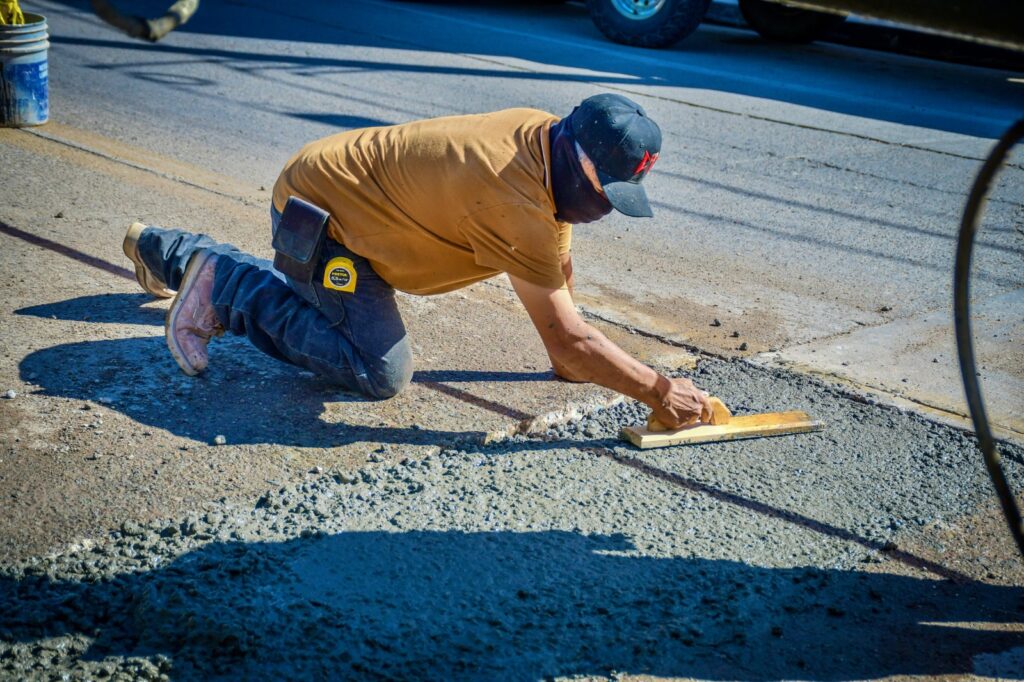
[272, 108, 572, 295]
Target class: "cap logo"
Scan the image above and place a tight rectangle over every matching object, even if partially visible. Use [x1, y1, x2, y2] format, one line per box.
[633, 150, 659, 178]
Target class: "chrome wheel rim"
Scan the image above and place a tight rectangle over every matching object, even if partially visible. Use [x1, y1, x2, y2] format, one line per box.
[610, 0, 669, 21]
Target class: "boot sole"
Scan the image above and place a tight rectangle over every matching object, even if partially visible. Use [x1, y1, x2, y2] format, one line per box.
[165, 249, 216, 376]
[123, 222, 174, 298]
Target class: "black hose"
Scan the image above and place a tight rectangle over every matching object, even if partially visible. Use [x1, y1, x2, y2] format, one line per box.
[954, 117, 1024, 558]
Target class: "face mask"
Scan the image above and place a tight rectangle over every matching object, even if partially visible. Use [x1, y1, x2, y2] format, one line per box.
[549, 116, 612, 224]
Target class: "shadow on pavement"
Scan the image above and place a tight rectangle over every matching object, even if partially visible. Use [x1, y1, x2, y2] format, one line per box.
[413, 369, 555, 382]
[17, 293, 166, 326]
[19, 333, 483, 447]
[285, 112, 392, 128]
[16, 293, 560, 448]
[2, 529, 1022, 679]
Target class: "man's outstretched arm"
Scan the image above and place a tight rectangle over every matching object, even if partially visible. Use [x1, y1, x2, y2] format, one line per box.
[509, 274, 712, 429]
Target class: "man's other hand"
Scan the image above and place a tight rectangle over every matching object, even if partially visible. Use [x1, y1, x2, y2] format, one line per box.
[650, 376, 713, 429]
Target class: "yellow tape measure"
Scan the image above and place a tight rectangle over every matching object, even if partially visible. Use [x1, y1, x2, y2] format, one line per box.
[323, 257, 357, 293]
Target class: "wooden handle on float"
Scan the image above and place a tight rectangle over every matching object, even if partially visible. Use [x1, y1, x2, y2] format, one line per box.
[647, 396, 732, 432]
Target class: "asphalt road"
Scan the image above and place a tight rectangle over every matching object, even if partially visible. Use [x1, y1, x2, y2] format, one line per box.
[2, 2, 1024, 679]
[35, 0, 1024, 433]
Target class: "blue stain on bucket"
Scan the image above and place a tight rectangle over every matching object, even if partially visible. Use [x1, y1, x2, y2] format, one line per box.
[0, 12, 49, 127]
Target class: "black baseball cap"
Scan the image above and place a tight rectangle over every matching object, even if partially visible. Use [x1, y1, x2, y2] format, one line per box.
[570, 93, 662, 218]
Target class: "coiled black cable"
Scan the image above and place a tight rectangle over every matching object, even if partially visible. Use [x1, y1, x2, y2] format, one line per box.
[954, 117, 1024, 558]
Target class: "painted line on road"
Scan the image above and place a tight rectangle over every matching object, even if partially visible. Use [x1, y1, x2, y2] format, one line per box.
[920, 620, 1024, 632]
[591, 446, 974, 583]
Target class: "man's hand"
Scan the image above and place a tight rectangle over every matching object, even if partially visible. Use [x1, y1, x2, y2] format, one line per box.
[649, 375, 713, 430]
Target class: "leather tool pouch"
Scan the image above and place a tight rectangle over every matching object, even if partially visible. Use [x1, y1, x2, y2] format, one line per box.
[272, 196, 330, 284]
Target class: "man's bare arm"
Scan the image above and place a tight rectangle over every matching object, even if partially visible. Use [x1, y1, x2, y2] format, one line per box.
[509, 274, 711, 429]
[549, 252, 580, 381]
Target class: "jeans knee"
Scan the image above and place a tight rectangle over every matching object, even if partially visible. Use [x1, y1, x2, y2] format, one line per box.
[364, 340, 413, 399]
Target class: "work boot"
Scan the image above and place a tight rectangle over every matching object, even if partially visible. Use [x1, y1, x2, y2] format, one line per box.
[123, 222, 174, 298]
[165, 250, 223, 376]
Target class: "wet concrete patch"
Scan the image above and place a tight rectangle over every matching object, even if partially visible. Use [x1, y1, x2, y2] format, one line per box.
[4, 524, 1022, 680]
[511, 358, 1024, 576]
[3, 359, 1023, 678]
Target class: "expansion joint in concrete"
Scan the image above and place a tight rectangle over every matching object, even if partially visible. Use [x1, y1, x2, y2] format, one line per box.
[576, 305, 728, 361]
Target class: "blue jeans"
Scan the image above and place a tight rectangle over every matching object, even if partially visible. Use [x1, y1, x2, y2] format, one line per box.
[136, 212, 413, 399]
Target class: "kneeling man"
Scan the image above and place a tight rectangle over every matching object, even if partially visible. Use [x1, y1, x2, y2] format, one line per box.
[122, 94, 713, 428]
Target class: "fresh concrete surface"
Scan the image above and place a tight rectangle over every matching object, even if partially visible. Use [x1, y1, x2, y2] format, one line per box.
[2, 360, 1023, 679]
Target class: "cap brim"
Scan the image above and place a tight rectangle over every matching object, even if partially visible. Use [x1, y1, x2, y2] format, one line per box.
[600, 173, 654, 218]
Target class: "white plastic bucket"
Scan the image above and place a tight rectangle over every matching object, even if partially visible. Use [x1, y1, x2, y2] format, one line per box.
[0, 13, 49, 127]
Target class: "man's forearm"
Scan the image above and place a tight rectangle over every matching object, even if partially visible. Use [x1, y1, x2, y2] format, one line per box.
[551, 322, 667, 407]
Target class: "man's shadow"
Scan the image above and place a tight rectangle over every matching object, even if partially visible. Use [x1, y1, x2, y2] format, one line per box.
[2, 529, 1022, 679]
[15, 294, 550, 448]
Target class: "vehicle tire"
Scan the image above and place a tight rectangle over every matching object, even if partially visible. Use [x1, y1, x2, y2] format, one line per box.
[586, 0, 711, 49]
[738, 0, 845, 43]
